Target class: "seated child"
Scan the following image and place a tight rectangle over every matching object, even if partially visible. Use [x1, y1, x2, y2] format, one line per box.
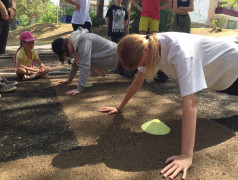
[15, 31, 51, 80]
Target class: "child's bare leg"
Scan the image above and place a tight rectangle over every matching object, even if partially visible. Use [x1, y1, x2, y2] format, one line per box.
[16, 67, 27, 80]
[37, 66, 51, 77]
[16, 68, 37, 80]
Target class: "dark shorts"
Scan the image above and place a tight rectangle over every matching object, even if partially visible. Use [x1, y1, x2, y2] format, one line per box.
[72, 22, 91, 32]
[172, 14, 191, 33]
[220, 79, 238, 96]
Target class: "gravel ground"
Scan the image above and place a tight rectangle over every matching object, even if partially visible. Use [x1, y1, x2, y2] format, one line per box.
[143, 77, 238, 131]
[0, 77, 78, 162]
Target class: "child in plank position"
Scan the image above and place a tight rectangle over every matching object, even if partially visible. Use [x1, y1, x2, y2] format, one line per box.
[52, 27, 136, 95]
[99, 32, 238, 179]
[15, 31, 51, 80]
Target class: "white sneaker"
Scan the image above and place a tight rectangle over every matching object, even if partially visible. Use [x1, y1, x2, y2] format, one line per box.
[23, 75, 35, 80]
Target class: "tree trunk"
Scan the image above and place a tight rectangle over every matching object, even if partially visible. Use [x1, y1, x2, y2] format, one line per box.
[96, 0, 104, 24]
[122, 0, 131, 34]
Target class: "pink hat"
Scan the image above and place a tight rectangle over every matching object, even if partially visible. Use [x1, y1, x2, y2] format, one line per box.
[19, 31, 36, 42]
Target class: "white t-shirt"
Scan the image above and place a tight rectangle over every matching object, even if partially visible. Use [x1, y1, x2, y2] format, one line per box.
[71, 0, 92, 25]
[138, 32, 238, 97]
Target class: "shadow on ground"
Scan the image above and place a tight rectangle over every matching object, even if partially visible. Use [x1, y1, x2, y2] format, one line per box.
[0, 77, 78, 162]
[49, 75, 236, 173]
[52, 112, 235, 172]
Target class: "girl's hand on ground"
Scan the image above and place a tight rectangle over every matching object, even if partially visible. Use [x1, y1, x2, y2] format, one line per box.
[58, 79, 71, 84]
[99, 107, 120, 115]
[65, 89, 80, 95]
[160, 154, 192, 179]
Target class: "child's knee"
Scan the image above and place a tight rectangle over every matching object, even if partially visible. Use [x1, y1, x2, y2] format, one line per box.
[45, 66, 51, 73]
[16, 67, 25, 75]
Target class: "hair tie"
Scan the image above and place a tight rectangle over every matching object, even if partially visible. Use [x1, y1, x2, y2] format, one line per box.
[145, 34, 150, 39]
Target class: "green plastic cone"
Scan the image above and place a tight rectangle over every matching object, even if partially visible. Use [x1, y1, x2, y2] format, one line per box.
[86, 82, 93, 87]
[141, 119, 170, 135]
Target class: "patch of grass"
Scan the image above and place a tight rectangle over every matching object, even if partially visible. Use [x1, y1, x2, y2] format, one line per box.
[7, 23, 238, 45]
[8, 23, 73, 45]
[191, 27, 238, 37]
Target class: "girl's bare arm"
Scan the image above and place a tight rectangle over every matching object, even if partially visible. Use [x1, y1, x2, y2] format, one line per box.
[99, 71, 145, 114]
[161, 94, 196, 179]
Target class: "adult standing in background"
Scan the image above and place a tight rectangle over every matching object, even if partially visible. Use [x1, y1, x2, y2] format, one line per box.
[131, 0, 171, 35]
[172, 0, 194, 33]
[64, 0, 92, 32]
[0, 0, 16, 54]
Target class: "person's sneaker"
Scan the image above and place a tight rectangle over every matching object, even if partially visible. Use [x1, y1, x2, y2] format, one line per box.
[1, 78, 18, 86]
[154, 71, 168, 83]
[23, 74, 36, 80]
[0, 83, 17, 93]
[116, 63, 138, 79]
[23, 75, 31, 80]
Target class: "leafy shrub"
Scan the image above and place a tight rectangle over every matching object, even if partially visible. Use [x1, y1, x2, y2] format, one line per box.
[90, 11, 103, 27]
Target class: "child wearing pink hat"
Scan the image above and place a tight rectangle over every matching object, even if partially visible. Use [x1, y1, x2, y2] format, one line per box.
[15, 31, 51, 80]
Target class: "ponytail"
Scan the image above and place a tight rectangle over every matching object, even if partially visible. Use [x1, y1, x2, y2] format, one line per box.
[14, 41, 23, 69]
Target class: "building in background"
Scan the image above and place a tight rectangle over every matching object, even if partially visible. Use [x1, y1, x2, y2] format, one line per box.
[190, 0, 238, 29]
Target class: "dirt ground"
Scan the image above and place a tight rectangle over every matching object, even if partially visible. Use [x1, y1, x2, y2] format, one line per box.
[0, 44, 238, 180]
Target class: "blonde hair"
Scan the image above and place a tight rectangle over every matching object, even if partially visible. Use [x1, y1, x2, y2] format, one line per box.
[117, 34, 160, 82]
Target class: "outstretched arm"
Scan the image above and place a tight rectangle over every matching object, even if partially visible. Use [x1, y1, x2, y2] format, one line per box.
[64, 0, 80, 11]
[131, 0, 143, 12]
[172, 0, 187, 14]
[178, 0, 194, 12]
[105, 17, 110, 27]
[99, 71, 145, 114]
[161, 93, 197, 179]
[8, 0, 16, 20]
[159, 0, 171, 11]
[0, 1, 9, 20]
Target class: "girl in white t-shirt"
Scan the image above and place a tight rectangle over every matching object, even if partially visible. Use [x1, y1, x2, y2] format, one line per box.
[99, 32, 238, 179]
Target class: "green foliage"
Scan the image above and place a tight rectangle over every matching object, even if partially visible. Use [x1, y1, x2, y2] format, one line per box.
[18, 14, 29, 26]
[90, 11, 103, 27]
[159, 8, 174, 32]
[108, 0, 114, 7]
[129, 1, 142, 34]
[42, 3, 58, 23]
[60, 7, 74, 16]
[212, 17, 226, 32]
[16, 0, 51, 26]
[219, 0, 238, 10]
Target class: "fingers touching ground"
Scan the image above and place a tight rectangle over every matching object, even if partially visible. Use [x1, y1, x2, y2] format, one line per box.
[160, 155, 192, 179]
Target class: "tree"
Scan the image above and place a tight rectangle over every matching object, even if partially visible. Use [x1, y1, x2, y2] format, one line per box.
[16, 0, 50, 25]
[219, 0, 238, 10]
[96, 0, 104, 25]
